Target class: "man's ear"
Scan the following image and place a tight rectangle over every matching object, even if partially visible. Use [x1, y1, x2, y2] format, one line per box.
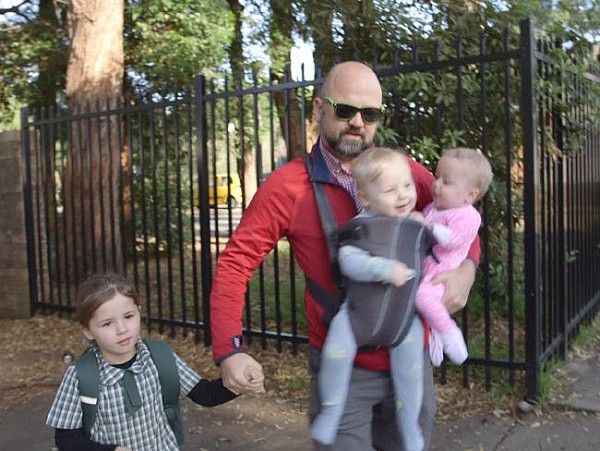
[313, 96, 324, 122]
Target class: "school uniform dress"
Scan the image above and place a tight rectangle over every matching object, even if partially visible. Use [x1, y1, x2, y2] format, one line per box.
[46, 340, 200, 450]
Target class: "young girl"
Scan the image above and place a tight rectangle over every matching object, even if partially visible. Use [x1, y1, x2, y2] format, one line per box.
[416, 147, 493, 367]
[46, 273, 238, 450]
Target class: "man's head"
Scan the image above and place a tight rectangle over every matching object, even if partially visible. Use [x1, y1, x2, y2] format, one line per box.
[314, 61, 383, 161]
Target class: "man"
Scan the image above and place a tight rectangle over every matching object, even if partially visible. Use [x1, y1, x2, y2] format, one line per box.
[210, 61, 479, 450]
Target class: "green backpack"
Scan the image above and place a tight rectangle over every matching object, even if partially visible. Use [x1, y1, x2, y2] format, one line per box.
[75, 339, 184, 445]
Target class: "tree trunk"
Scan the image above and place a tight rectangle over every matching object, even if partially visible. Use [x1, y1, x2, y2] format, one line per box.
[227, 0, 257, 204]
[340, 0, 377, 60]
[270, 0, 304, 161]
[228, 0, 244, 81]
[36, 0, 66, 109]
[304, 0, 335, 72]
[63, 0, 124, 279]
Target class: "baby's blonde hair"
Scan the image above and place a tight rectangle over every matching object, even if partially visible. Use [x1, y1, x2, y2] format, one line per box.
[442, 147, 493, 200]
[353, 147, 409, 192]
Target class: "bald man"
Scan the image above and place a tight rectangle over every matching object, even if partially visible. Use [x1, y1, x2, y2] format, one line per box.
[209, 61, 479, 450]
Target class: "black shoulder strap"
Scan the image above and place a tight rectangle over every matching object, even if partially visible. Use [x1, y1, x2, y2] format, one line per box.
[303, 153, 339, 268]
[75, 351, 99, 436]
[303, 153, 346, 294]
[304, 153, 376, 352]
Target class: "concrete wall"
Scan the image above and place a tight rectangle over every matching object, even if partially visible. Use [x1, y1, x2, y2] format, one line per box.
[0, 130, 31, 318]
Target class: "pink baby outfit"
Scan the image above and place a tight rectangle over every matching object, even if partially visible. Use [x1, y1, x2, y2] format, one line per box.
[415, 203, 481, 365]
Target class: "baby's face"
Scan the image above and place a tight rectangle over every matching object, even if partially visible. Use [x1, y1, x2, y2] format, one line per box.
[361, 155, 417, 217]
[433, 156, 478, 209]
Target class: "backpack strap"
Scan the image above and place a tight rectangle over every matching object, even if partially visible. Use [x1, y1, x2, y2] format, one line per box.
[75, 341, 184, 445]
[144, 339, 184, 445]
[75, 351, 99, 436]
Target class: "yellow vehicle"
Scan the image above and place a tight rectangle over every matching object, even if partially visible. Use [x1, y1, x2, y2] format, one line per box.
[204, 173, 243, 207]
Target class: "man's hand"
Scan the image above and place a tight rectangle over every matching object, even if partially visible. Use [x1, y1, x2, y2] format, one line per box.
[220, 353, 266, 394]
[390, 262, 416, 287]
[431, 259, 476, 313]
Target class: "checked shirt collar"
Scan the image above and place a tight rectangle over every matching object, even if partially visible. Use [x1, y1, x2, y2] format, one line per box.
[317, 139, 363, 211]
[92, 339, 151, 387]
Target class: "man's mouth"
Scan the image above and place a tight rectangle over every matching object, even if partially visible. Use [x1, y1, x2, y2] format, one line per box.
[342, 128, 364, 138]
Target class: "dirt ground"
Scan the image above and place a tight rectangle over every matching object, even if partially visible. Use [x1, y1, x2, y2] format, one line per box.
[0, 314, 522, 419]
[2, 313, 599, 451]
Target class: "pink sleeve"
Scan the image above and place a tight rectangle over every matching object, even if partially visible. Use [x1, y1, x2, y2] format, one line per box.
[430, 207, 481, 251]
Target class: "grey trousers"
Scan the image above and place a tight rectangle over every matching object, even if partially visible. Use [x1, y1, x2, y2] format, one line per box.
[308, 346, 436, 451]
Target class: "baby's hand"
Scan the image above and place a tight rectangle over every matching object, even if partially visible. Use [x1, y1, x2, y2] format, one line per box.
[390, 262, 416, 287]
[409, 211, 426, 223]
[115, 447, 131, 451]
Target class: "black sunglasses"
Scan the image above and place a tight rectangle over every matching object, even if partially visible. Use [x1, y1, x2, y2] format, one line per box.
[323, 97, 384, 124]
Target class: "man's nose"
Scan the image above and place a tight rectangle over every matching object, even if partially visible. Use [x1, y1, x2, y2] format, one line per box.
[347, 111, 365, 127]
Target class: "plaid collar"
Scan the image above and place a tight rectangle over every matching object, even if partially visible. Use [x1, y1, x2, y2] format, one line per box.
[91, 339, 151, 387]
[318, 140, 362, 210]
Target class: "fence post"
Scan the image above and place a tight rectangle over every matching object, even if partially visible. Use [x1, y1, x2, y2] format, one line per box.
[21, 108, 38, 315]
[194, 75, 212, 346]
[554, 37, 568, 360]
[520, 19, 541, 401]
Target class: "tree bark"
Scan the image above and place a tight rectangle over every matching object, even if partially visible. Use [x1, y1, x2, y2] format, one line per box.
[63, 0, 124, 278]
[304, 0, 335, 72]
[270, 0, 304, 161]
[227, 0, 258, 204]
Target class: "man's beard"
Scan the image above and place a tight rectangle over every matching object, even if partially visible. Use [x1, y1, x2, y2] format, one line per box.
[321, 124, 372, 158]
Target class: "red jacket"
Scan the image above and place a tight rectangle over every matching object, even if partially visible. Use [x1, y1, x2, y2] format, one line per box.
[210, 143, 480, 371]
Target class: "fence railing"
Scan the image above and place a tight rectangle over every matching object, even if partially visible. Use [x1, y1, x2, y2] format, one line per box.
[22, 19, 600, 399]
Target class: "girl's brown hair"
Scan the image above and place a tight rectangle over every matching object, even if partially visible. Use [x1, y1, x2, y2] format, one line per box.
[75, 273, 137, 328]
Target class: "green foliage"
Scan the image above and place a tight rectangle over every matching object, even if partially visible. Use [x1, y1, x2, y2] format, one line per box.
[126, 0, 234, 92]
[127, 102, 197, 250]
[373, 125, 399, 147]
[0, 0, 234, 119]
[0, 1, 68, 129]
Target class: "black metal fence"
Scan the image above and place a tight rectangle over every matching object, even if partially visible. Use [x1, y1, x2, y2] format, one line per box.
[21, 19, 600, 399]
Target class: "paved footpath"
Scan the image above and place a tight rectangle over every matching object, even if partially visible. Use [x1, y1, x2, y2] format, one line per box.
[1, 340, 599, 450]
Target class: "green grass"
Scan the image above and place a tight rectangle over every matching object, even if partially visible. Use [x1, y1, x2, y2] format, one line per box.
[536, 357, 563, 408]
[571, 313, 600, 349]
[536, 311, 600, 409]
